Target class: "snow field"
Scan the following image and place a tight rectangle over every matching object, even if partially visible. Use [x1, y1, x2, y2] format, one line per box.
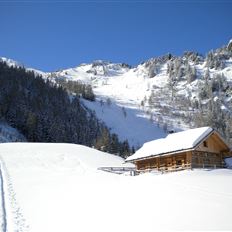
[0, 143, 232, 231]
[0, 143, 132, 232]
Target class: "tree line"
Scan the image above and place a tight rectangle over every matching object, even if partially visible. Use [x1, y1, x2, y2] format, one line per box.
[0, 62, 131, 158]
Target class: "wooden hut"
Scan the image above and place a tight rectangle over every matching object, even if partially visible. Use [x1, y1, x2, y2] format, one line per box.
[126, 127, 231, 172]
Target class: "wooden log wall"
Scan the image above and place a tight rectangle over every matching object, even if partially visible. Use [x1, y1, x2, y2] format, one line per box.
[136, 152, 190, 171]
[192, 151, 224, 168]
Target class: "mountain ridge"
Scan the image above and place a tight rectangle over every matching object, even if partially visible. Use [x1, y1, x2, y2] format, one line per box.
[1, 39, 232, 146]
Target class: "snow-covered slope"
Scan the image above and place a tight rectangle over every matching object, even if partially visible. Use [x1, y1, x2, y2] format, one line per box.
[0, 57, 47, 77]
[0, 143, 133, 231]
[0, 143, 232, 232]
[51, 61, 170, 146]
[48, 40, 232, 146]
[2, 40, 232, 148]
[0, 122, 26, 142]
[0, 57, 167, 147]
[0, 57, 22, 68]
[0, 143, 131, 170]
[52, 60, 168, 107]
[82, 98, 166, 148]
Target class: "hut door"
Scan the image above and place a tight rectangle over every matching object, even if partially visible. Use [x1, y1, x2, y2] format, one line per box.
[176, 159, 182, 167]
[166, 157, 172, 167]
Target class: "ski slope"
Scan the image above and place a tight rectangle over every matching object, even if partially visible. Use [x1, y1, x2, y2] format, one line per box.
[0, 143, 232, 232]
[52, 62, 169, 147]
[82, 98, 166, 148]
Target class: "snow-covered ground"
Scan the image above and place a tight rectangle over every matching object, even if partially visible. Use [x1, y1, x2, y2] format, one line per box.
[0, 143, 232, 232]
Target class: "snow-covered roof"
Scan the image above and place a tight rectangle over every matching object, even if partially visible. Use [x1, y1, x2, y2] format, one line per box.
[126, 127, 214, 162]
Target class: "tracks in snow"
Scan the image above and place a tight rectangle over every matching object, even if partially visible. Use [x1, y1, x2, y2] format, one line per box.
[0, 161, 7, 232]
[0, 158, 29, 232]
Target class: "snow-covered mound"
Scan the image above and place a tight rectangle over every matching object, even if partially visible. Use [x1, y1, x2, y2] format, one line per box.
[0, 143, 129, 170]
[0, 143, 232, 232]
[0, 143, 133, 231]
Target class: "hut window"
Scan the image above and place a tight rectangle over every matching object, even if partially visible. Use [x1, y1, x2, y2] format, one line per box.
[203, 141, 208, 147]
[177, 160, 182, 166]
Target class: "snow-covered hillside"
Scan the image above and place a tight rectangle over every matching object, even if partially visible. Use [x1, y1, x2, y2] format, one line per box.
[50, 61, 171, 147]
[0, 57, 47, 77]
[0, 122, 26, 142]
[0, 57, 22, 68]
[1, 40, 232, 148]
[47, 40, 232, 146]
[82, 98, 166, 148]
[0, 143, 232, 231]
[0, 143, 133, 232]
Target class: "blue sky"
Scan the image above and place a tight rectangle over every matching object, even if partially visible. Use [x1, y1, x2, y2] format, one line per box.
[0, 1, 232, 71]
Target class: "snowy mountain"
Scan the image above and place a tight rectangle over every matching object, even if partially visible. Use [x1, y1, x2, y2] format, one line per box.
[0, 143, 232, 231]
[47, 59, 174, 147]
[1, 39, 232, 148]
[0, 57, 22, 68]
[0, 57, 47, 77]
[46, 39, 232, 146]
